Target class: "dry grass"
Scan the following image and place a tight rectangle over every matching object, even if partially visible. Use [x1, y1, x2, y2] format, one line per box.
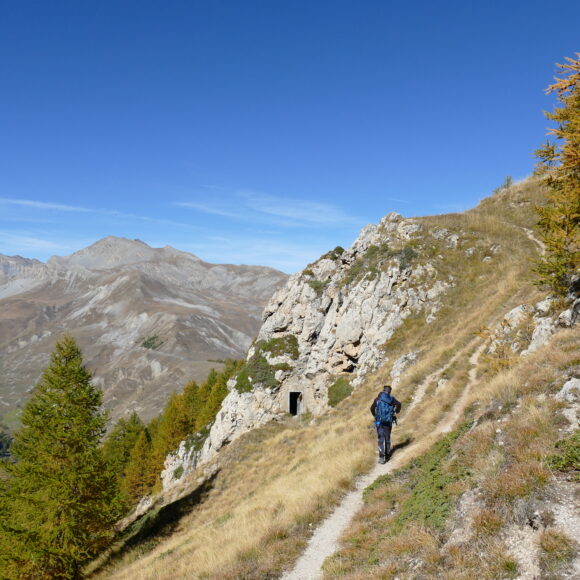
[471, 507, 504, 537]
[323, 328, 579, 579]
[93, 179, 565, 580]
[96, 408, 375, 579]
[538, 527, 579, 576]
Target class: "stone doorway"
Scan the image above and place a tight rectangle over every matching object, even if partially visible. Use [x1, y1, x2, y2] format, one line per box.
[289, 391, 302, 416]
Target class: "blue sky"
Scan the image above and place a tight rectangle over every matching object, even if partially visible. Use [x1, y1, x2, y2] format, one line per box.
[1, 1, 578, 273]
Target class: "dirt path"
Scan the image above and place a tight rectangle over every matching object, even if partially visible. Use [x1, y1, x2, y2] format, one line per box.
[281, 342, 485, 580]
[406, 336, 481, 414]
[522, 227, 546, 255]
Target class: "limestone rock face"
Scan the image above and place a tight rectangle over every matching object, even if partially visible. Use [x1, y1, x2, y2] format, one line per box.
[390, 352, 419, 387]
[485, 291, 579, 359]
[161, 213, 454, 490]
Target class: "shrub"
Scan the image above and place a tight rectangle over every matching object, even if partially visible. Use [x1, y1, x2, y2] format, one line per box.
[235, 356, 278, 392]
[341, 243, 389, 287]
[547, 429, 580, 478]
[141, 335, 164, 350]
[173, 465, 184, 480]
[328, 377, 353, 407]
[259, 335, 299, 360]
[341, 242, 420, 288]
[234, 338, 296, 394]
[321, 246, 345, 261]
[307, 279, 329, 296]
[380, 424, 470, 533]
[391, 246, 418, 269]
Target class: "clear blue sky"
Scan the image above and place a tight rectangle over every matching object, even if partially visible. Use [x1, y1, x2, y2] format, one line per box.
[0, 1, 578, 273]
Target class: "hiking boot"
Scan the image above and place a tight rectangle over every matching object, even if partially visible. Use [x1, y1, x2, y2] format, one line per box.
[379, 455, 386, 464]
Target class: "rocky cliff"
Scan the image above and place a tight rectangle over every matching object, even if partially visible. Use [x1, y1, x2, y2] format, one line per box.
[161, 211, 463, 487]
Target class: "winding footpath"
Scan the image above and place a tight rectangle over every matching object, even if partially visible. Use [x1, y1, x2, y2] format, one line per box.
[282, 342, 486, 580]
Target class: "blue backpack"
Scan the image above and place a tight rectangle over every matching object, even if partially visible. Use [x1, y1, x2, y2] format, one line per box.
[375, 392, 395, 425]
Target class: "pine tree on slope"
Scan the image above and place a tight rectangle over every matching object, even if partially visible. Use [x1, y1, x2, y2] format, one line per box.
[102, 411, 146, 509]
[0, 336, 117, 579]
[122, 429, 154, 503]
[535, 53, 580, 295]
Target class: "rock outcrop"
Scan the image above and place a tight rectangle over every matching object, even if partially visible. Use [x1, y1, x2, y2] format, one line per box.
[162, 213, 456, 489]
[485, 289, 580, 359]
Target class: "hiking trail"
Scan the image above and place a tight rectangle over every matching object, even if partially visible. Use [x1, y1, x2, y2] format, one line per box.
[522, 227, 546, 255]
[281, 342, 486, 580]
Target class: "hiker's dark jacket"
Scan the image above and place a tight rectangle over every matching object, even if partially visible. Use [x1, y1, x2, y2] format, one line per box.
[370, 393, 402, 420]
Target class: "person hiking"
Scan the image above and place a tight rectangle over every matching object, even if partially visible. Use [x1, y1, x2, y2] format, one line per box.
[370, 385, 401, 464]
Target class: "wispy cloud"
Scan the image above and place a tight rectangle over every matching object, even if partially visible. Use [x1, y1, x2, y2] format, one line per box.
[176, 189, 362, 228]
[0, 197, 196, 229]
[174, 202, 240, 219]
[0, 198, 92, 212]
[180, 235, 328, 273]
[0, 231, 80, 254]
[239, 191, 358, 226]
[385, 197, 411, 204]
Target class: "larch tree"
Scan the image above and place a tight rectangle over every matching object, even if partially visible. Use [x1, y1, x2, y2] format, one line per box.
[102, 411, 145, 507]
[147, 392, 190, 488]
[103, 411, 145, 473]
[0, 336, 117, 579]
[535, 53, 580, 295]
[121, 429, 154, 503]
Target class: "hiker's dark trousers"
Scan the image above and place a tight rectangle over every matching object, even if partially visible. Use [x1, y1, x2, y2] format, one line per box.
[376, 422, 392, 458]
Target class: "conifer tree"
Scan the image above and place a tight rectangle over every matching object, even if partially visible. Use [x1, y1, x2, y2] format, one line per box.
[147, 392, 190, 487]
[194, 369, 218, 428]
[196, 373, 229, 428]
[102, 411, 145, 507]
[0, 422, 11, 458]
[0, 336, 117, 579]
[102, 411, 145, 480]
[119, 360, 244, 502]
[121, 429, 154, 503]
[182, 379, 200, 431]
[535, 53, 580, 295]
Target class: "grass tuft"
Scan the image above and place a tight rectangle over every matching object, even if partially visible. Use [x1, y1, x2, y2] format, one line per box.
[538, 528, 578, 575]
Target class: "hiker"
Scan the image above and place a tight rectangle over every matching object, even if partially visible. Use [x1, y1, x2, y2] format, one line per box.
[370, 385, 401, 464]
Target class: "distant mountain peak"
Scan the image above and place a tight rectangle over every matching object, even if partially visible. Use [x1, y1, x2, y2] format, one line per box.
[49, 236, 166, 270]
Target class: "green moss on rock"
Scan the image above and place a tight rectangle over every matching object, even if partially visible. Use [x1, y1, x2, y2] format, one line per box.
[258, 335, 299, 360]
[328, 377, 353, 407]
[307, 279, 329, 296]
[234, 336, 298, 393]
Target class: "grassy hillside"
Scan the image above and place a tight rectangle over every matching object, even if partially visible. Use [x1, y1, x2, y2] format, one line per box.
[324, 329, 579, 579]
[90, 178, 578, 579]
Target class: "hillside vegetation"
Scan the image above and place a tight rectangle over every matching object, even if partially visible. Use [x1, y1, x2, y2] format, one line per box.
[88, 176, 579, 579]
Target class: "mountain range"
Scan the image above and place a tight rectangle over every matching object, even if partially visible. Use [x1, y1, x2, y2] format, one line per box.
[0, 237, 287, 426]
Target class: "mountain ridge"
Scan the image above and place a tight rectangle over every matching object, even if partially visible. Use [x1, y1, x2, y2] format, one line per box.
[0, 236, 288, 427]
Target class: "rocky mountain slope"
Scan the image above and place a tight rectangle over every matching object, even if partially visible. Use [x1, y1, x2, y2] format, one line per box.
[92, 178, 579, 580]
[0, 237, 287, 425]
[159, 211, 454, 485]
